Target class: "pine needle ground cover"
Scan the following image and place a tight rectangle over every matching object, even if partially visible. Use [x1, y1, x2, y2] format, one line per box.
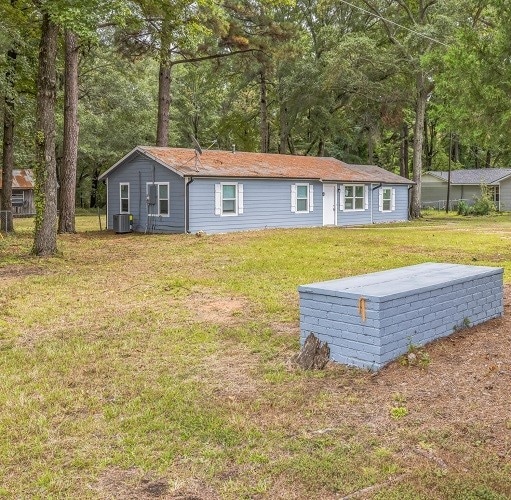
[1, 214, 510, 498]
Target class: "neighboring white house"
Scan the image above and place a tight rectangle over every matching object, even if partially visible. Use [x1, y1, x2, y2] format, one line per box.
[421, 169, 511, 211]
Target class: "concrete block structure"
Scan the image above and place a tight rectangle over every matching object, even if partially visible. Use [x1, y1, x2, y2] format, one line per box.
[298, 263, 503, 370]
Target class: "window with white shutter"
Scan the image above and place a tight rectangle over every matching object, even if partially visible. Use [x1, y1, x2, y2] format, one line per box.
[380, 187, 395, 212]
[215, 182, 243, 216]
[294, 184, 310, 213]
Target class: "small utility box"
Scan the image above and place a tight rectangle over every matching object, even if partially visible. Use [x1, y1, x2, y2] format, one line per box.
[298, 263, 503, 371]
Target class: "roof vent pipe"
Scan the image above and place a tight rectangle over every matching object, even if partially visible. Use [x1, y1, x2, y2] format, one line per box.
[232, 144, 236, 154]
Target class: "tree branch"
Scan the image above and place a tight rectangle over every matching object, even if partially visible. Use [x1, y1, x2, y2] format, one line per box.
[394, 0, 416, 25]
[170, 48, 263, 66]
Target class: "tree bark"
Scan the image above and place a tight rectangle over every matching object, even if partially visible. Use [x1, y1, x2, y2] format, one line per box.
[317, 135, 325, 157]
[259, 69, 269, 153]
[367, 129, 374, 164]
[453, 134, 460, 163]
[485, 149, 491, 168]
[58, 30, 79, 234]
[279, 102, 288, 154]
[1, 47, 16, 232]
[33, 12, 59, 256]
[400, 122, 409, 179]
[410, 71, 428, 219]
[90, 167, 99, 208]
[156, 60, 171, 147]
[424, 118, 435, 170]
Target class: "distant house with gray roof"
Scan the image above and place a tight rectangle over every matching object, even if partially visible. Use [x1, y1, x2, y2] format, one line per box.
[421, 169, 511, 211]
[99, 147, 413, 234]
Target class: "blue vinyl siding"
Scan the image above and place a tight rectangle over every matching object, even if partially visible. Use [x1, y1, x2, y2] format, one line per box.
[371, 185, 409, 224]
[106, 154, 185, 233]
[338, 184, 409, 226]
[189, 178, 323, 233]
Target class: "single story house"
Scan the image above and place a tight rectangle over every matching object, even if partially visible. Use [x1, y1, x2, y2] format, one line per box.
[422, 169, 511, 211]
[99, 147, 413, 234]
[0, 169, 35, 216]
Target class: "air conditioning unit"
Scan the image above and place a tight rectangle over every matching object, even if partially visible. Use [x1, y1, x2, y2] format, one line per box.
[113, 214, 132, 233]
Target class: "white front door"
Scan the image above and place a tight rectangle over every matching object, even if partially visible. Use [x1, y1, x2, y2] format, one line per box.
[323, 184, 337, 225]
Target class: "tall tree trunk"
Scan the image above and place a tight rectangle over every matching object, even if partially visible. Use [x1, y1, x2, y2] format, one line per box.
[474, 146, 479, 168]
[259, 69, 269, 153]
[485, 149, 491, 168]
[452, 134, 460, 163]
[410, 71, 428, 219]
[279, 103, 288, 154]
[156, 60, 171, 147]
[424, 119, 435, 170]
[33, 12, 58, 256]
[367, 129, 374, 164]
[288, 135, 296, 155]
[1, 47, 16, 233]
[58, 30, 79, 234]
[317, 135, 325, 157]
[400, 122, 409, 179]
[90, 167, 99, 208]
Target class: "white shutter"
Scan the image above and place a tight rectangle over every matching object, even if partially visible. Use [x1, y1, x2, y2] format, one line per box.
[238, 184, 244, 214]
[291, 184, 297, 213]
[339, 184, 344, 211]
[214, 184, 221, 215]
[391, 188, 396, 211]
[364, 185, 369, 210]
[309, 184, 314, 212]
[378, 188, 383, 212]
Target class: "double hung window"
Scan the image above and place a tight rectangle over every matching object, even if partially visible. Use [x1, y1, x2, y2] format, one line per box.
[120, 183, 129, 213]
[344, 185, 364, 210]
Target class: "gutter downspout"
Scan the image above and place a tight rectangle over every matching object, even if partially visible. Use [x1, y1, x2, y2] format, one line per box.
[185, 177, 194, 233]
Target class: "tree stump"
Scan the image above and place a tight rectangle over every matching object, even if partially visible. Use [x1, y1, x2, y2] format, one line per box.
[294, 333, 330, 370]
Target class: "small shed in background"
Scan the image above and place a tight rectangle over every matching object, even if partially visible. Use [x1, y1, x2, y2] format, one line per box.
[0, 169, 36, 216]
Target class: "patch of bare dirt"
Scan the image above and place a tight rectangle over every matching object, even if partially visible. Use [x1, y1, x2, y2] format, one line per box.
[95, 467, 218, 500]
[0, 264, 50, 280]
[95, 467, 169, 499]
[186, 292, 250, 326]
[204, 346, 261, 401]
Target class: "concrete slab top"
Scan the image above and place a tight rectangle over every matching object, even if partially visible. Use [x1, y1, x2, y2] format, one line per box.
[299, 262, 503, 302]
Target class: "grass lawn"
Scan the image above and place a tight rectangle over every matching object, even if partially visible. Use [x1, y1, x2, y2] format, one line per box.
[1, 212, 510, 498]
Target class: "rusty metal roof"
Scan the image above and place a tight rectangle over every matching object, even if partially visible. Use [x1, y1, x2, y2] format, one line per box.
[0, 169, 35, 189]
[100, 147, 413, 184]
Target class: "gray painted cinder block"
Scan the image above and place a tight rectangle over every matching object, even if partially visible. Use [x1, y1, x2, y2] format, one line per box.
[298, 263, 504, 371]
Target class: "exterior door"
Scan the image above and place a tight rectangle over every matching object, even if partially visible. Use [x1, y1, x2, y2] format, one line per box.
[323, 184, 337, 225]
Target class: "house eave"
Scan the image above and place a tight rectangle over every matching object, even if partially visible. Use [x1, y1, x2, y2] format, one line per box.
[98, 147, 187, 181]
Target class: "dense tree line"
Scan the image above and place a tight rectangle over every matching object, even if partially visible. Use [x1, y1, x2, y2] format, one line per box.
[1, 0, 510, 253]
